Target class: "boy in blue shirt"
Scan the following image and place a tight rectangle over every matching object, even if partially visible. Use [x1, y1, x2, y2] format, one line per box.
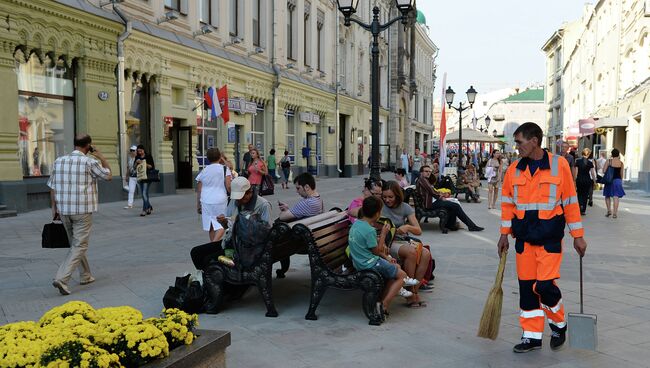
[348, 196, 418, 315]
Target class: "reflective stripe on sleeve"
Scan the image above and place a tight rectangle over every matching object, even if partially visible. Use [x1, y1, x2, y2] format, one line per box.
[567, 222, 583, 231]
[520, 309, 545, 318]
[501, 220, 512, 227]
[501, 196, 514, 204]
[562, 196, 578, 206]
[523, 331, 544, 339]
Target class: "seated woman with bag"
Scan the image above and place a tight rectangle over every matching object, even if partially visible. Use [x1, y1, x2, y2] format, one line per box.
[381, 181, 433, 308]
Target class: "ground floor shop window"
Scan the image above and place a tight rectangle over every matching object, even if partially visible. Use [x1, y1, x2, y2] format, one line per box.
[16, 52, 75, 177]
[252, 103, 265, 158]
[127, 78, 151, 150]
[286, 109, 295, 161]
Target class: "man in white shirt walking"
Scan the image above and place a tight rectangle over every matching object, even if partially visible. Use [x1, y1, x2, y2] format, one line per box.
[48, 133, 112, 295]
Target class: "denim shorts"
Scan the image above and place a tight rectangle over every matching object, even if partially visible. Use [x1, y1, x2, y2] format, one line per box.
[371, 258, 398, 279]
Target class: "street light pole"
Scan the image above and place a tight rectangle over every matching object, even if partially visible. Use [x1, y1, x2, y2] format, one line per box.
[445, 86, 477, 170]
[337, 0, 415, 180]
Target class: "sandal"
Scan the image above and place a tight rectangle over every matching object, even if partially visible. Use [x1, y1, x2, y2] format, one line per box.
[605, 212, 611, 217]
[613, 214, 617, 219]
[406, 301, 427, 309]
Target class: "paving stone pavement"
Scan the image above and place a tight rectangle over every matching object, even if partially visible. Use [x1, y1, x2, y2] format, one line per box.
[1, 175, 649, 367]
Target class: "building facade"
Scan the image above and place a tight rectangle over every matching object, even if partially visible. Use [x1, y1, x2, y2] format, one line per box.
[0, 0, 438, 212]
[486, 88, 546, 152]
[542, 0, 650, 189]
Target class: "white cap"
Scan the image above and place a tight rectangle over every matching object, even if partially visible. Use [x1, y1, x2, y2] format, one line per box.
[130, 145, 137, 151]
[230, 176, 251, 200]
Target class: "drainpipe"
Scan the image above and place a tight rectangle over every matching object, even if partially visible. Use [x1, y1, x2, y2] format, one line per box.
[113, 4, 131, 183]
[271, 0, 279, 150]
[335, 5, 342, 175]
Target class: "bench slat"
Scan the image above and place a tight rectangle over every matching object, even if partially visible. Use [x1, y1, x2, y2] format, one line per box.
[311, 221, 350, 238]
[324, 252, 349, 270]
[318, 236, 349, 255]
[306, 213, 349, 231]
[315, 228, 349, 247]
[288, 210, 341, 228]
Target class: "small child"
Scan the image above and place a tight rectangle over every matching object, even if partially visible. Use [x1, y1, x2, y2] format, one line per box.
[348, 196, 418, 315]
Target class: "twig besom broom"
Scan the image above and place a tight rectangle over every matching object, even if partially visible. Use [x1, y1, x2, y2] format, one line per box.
[477, 251, 507, 340]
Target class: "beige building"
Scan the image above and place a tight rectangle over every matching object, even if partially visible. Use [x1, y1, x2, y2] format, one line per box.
[542, 0, 650, 189]
[0, 0, 438, 212]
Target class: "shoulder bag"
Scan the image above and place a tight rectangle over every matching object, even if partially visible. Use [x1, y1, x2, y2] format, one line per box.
[603, 159, 615, 185]
[136, 160, 148, 182]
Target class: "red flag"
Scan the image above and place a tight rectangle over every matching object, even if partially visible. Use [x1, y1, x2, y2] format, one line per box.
[439, 73, 447, 178]
[203, 90, 213, 110]
[217, 85, 229, 124]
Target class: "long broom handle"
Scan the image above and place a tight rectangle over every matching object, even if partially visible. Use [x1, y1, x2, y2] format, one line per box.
[494, 251, 507, 288]
[580, 256, 584, 314]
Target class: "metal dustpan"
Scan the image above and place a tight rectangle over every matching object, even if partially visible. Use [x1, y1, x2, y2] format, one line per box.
[568, 257, 597, 350]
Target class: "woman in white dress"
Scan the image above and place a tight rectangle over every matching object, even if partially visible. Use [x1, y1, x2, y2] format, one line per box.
[196, 148, 232, 242]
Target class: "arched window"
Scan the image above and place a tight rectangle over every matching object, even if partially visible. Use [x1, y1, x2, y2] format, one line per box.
[15, 50, 75, 177]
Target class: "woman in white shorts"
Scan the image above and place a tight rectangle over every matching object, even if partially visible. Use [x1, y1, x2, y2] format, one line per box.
[196, 148, 231, 242]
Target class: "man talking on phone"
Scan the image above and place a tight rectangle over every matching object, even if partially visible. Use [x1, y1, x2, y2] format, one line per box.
[48, 133, 112, 295]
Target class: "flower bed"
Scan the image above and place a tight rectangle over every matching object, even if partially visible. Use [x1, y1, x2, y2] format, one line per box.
[0, 301, 199, 368]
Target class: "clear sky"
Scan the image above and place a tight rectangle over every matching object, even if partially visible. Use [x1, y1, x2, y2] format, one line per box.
[417, 0, 588, 102]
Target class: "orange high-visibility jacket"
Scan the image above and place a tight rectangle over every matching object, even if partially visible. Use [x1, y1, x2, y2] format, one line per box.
[500, 151, 584, 241]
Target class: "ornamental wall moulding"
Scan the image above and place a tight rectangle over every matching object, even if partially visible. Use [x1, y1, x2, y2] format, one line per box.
[80, 57, 117, 74]
[10, 19, 115, 59]
[124, 49, 163, 77]
[4, 1, 118, 34]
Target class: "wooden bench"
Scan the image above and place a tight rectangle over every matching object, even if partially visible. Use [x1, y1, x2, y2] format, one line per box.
[274, 210, 345, 279]
[202, 210, 346, 317]
[291, 210, 385, 326]
[447, 174, 476, 202]
[202, 222, 291, 318]
[404, 188, 450, 234]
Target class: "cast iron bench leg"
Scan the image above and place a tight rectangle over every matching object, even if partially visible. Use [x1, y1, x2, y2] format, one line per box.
[305, 278, 327, 321]
[257, 270, 278, 317]
[276, 257, 290, 279]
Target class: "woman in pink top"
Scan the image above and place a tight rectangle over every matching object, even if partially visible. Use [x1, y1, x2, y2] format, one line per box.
[247, 148, 267, 192]
[347, 178, 384, 223]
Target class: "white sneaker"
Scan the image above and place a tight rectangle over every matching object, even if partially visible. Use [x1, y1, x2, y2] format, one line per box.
[403, 277, 420, 287]
[123, 205, 133, 209]
[399, 288, 413, 298]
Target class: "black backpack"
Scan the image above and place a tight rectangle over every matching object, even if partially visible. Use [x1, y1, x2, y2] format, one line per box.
[230, 211, 271, 268]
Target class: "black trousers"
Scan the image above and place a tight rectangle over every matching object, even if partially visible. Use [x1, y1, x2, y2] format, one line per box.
[190, 241, 224, 270]
[430, 200, 477, 229]
[576, 181, 591, 213]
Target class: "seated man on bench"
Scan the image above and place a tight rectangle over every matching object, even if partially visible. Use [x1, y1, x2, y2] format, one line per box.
[416, 165, 484, 232]
[190, 176, 271, 270]
[278, 172, 324, 221]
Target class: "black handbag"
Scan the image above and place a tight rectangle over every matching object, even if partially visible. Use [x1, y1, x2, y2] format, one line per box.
[42, 221, 70, 248]
[146, 168, 160, 182]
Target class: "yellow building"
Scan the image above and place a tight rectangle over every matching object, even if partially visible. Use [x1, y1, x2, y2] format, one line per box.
[0, 0, 438, 212]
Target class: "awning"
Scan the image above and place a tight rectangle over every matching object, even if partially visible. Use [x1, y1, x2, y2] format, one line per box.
[595, 117, 628, 128]
[444, 128, 503, 143]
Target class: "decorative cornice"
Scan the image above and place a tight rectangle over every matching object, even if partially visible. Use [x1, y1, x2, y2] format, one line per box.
[1, 0, 119, 35]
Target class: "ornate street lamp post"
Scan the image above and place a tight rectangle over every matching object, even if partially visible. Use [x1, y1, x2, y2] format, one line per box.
[445, 85, 477, 169]
[336, 0, 415, 180]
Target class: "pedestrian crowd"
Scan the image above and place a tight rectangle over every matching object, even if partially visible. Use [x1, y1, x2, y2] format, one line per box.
[45, 122, 630, 355]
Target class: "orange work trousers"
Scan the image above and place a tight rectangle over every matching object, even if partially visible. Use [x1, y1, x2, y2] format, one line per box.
[515, 240, 566, 340]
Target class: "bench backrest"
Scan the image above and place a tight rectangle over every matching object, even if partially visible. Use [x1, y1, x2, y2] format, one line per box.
[302, 211, 351, 271]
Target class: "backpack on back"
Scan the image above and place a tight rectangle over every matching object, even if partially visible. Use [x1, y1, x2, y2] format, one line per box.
[231, 211, 271, 268]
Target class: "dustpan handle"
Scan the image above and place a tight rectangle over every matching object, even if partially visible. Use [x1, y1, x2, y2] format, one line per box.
[580, 256, 583, 314]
